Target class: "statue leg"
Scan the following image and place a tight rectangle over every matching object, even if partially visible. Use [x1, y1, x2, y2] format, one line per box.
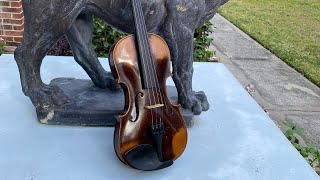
[161, 11, 209, 115]
[14, 8, 81, 114]
[65, 14, 119, 90]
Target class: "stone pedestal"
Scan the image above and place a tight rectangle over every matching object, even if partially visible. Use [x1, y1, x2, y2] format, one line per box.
[38, 78, 194, 126]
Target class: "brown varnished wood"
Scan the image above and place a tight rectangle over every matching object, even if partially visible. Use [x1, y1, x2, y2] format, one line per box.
[109, 33, 188, 166]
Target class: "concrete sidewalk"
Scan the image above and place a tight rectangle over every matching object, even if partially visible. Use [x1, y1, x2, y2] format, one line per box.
[210, 14, 320, 146]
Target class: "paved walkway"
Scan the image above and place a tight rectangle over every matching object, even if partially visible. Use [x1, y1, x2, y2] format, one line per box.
[210, 14, 320, 146]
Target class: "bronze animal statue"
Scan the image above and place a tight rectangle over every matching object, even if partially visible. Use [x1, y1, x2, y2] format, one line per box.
[14, 0, 228, 118]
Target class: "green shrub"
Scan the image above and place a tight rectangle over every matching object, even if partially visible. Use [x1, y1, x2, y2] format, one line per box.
[48, 36, 73, 56]
[92, 18, 125, 57]
[193, 21, 215, 62]
[0, 37, 6, 56]
[284, 123, 320, 175]
[50, 17, 215, 62]
[92, 17, 215, 62]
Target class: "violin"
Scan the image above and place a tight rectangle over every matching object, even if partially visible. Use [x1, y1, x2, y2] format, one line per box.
[109, 0, 188, 171]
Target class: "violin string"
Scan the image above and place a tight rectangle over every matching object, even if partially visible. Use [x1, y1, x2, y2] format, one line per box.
[135, 0, 161, 127]
[137, 0, 165, 126]
[133, 0, 158, 126]
[132, 0, 155, 126]
[136, 0, 166, 127]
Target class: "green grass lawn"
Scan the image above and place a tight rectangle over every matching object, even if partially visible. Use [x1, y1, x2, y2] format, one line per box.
[218, 0, 320, 87]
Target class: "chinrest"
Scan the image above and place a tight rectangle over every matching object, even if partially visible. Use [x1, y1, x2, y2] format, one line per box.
[124, 144, 173, 171]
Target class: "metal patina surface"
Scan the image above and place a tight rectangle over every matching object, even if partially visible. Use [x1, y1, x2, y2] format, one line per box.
[14, 0, 228, 122]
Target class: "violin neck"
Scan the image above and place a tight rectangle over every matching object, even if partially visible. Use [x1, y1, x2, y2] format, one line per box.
[131, 0, 157, 89]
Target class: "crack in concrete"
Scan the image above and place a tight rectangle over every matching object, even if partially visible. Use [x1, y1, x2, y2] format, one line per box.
[284, 83, 320, 98]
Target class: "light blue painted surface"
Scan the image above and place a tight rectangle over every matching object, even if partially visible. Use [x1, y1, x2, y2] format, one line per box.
[0, 55, 318, 180]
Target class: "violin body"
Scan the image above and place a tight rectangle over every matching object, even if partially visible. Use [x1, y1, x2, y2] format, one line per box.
[109, 34, 187, 170]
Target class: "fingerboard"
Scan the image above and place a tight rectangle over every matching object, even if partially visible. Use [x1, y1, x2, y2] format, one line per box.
[131, 0, 157, 89]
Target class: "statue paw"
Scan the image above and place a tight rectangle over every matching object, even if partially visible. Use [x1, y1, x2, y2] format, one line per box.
[105, 72, 121, 91]
[97, 71, 121, 91]
[28, 84, 70, 112]
[181, 91, 209, 115]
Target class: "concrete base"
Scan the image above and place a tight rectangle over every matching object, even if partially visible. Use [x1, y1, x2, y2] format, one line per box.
[0, 55, 318, 179]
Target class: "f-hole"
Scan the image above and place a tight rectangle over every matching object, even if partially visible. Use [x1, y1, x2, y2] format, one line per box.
[130, 92, 144, 122]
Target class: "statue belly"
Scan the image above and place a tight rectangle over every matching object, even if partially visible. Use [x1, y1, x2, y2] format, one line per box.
[90, 0, 166, 34]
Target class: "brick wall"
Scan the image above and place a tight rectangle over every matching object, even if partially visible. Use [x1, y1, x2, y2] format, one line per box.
[0, 0, 24, 51]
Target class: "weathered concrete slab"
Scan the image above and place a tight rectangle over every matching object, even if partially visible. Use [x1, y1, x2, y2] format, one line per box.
[212, 17, 237, 32]
[232, 59, 320, 108]
[211, 14, 320, 148]
[0, 55, 318, 179]
[212, 32, 273, 60]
